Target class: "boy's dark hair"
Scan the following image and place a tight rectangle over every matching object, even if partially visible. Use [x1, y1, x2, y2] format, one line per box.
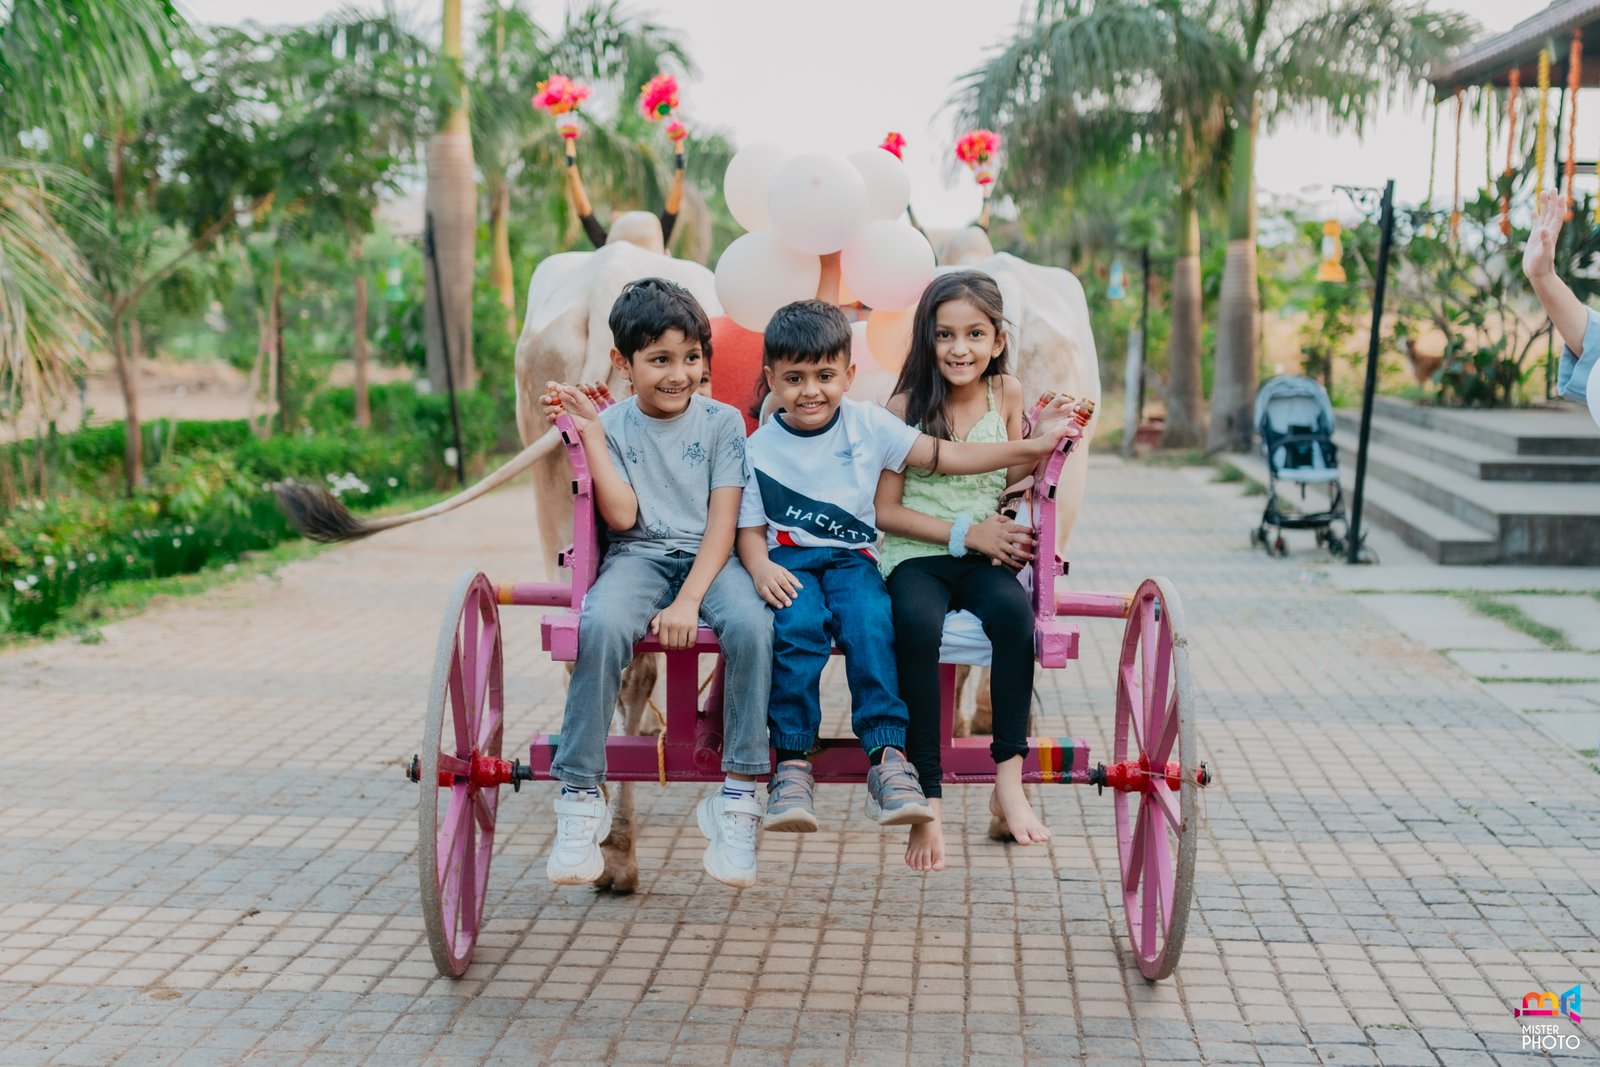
[762, 299, 852, 366]
[608, 277, 713, 361]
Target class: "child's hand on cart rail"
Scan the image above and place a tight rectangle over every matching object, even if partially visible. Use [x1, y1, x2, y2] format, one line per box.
[965, 512, 1035, 570]
[542, 381, 602, 434]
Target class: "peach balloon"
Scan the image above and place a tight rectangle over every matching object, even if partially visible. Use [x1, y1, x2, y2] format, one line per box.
[865, 307, 914, 374]
[849, 320, 881, 375]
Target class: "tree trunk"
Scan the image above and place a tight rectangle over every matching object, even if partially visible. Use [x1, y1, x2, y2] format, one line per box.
[1161, 189, 1205, 448]
[352, 236, 371, 430]
[1209, 90, 1262, 452]
[488, 178, 517, 341]
[424, 0, 476, 394]
[274, 268, 286, 434]
[111, 312, 142, 491]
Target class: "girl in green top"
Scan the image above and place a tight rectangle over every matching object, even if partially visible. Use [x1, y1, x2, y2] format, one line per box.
[875, 271, 1050, 872]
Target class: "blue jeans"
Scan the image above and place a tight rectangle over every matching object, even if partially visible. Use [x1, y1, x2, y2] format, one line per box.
[551, 545, 773, 787]
[767, 545, 908, 754]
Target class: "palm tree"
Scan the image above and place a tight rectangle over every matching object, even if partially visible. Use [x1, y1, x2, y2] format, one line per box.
[1203, 0, 1472, 450]
[963, 0, 1232, 448]
[469, 0, 693, 339]
[0, 0, 182, 472]
[424, 0, 477, 395]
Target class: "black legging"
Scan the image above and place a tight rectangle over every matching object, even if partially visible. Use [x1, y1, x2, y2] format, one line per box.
[886, 554, 1034, 798]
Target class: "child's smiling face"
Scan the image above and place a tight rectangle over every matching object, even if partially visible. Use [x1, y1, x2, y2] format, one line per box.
[933, 297, 1003, 389]
[614, 328, 703, 418]
[765, 351, 854, 431]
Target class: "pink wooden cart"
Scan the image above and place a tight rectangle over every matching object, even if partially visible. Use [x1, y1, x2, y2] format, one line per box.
[407, 396, 1211, 982]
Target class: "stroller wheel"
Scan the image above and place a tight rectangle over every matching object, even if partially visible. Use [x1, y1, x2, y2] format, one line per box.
[1250, 528, 1263, 549]
[1273, 536, 1287, 557]
[1327, 535, 1345, 556]
[1314, 527, 1327, 547]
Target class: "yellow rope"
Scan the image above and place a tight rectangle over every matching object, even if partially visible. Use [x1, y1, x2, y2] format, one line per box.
[1568, 31, 1583, 220]
[1451, 88, 1464, 241]
[643, 665, 718, 785]
[1425, 100, 1440, 207]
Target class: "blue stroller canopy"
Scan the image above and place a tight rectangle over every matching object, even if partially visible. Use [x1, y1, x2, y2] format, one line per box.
[1256, 375, 1339, 484]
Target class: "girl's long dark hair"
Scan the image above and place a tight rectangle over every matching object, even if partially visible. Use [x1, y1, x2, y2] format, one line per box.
[891, 271, 1009, 441]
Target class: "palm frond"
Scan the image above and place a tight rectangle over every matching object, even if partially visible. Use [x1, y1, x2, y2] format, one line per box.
[0, 161, 99, 418]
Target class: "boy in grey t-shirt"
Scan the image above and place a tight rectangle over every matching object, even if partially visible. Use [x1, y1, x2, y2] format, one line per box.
[542, 278, 771, 891]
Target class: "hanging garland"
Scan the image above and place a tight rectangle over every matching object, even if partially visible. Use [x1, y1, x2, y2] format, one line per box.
[1568, 30, 1583, 219]
[1426, 99, 1440, 207]
[1484, 83, 1495, 194]
[1451, 88, 1464, 240]
[1535, 47, 1551, 197]
[1503, 67, 1520, 236]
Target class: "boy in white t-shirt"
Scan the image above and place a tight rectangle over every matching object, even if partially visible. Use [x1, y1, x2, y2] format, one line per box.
[736, 300, 1076, 833]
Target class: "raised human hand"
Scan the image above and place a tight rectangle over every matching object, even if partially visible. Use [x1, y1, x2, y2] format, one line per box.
[1029, 396, 1079, 453]
[1524, 189, 1564, 282]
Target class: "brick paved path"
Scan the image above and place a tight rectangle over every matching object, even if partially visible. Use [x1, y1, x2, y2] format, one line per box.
[2, 456, 1597, 1065]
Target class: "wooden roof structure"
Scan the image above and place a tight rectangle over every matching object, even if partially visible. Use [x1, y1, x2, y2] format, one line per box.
[1429, 0, 1600, 96]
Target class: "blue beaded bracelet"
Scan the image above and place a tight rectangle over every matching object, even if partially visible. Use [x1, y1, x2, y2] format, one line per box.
[948, 515, 972, 558]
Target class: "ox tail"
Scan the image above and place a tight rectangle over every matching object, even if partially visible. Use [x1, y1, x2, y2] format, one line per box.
[277, 427, 562, 543]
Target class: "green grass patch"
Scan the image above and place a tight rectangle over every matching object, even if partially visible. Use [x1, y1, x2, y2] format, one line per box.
[1144, 448, 1211, 467]
[1454, 591, 1573, 650]
[1211, 463, 1244, 484]
[1241, 480, 1266, 497]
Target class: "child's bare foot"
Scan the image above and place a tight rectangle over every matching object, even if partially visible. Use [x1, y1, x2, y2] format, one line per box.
[905, 799, 945, 871]
[990, 760, 1051, 845]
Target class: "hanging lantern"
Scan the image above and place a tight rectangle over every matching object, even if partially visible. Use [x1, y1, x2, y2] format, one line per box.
[1568, 30, 1583, 220]
[1535, 48, 1552, 196]
[1503, 67, 1520, 236]
[1108, 259, 1127, 300]
[1316, 221, 1346, 283]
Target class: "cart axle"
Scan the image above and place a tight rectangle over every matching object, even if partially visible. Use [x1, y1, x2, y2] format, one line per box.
[1094, 758, 1211, 795]
[406, 753, 534, 792]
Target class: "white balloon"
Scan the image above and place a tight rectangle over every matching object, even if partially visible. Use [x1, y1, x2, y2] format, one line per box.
[714, 230, 821, 332]
[723, 142, 789, 232]
[840, 220, 936, 311]
[847, 148, 911, 222]
[768, 153, 869, 255]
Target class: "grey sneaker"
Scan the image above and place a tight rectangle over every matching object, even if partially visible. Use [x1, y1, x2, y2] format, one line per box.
[866, 749, 934, 826]
[763, 760, 819, 832]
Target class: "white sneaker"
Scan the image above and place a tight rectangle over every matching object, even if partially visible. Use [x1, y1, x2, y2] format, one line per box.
[696, 791, 760, 889]
[546, 791, 611, 885]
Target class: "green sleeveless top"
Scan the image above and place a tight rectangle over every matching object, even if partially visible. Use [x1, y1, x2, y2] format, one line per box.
[879, 381, 1008, 576]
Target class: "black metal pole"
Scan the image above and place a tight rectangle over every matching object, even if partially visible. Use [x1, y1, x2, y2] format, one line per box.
[424, 212, 467, 487]
[1347, 179, 1394, 565]
[1138, 244, 1151, 429]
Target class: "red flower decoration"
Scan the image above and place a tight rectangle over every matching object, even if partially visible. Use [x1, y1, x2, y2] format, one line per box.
[532, 74, 589, 117]
[955, 129, 1001, 167]
[639, 73, 680, 122]
[665, 119, 688, 143]
[879, 131, 906, 159]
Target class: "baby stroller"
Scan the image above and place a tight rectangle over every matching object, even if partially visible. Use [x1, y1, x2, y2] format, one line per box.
[1249, 375, 1347, 557]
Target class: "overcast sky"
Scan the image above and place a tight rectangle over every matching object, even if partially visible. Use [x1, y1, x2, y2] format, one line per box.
[181, 0, 1532, 226]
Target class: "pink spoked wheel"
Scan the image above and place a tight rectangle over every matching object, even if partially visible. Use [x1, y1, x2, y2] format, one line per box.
[418, 570, 505, 977]
[1113, 576, 1199, 981]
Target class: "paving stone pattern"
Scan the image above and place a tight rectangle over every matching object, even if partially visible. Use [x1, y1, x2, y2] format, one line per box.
[2, 456, 1597, 1065]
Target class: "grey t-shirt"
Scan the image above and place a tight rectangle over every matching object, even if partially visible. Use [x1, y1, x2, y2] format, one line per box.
[599, 394, 749, 554]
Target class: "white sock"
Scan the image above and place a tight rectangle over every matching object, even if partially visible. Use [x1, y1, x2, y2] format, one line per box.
[721, 777, 756, 802]
[561, 784, 600, 800]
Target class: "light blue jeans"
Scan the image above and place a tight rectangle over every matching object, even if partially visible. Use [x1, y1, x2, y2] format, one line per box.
[551, 545, 773, 786]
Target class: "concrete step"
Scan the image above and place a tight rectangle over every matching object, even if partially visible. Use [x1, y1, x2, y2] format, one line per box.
[1332, 430, 1600, 565]
[1352, 396, 1600, 457]
[1332, 411, 1600, 482]
[1229, 449, 1499, 565]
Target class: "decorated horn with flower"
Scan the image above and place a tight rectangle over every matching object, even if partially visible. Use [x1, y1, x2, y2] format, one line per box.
[641, 73, 688, 156]
[880, 131, 906, 159]
[955, 128, 1001, 190]
[532, 74, 591, 158]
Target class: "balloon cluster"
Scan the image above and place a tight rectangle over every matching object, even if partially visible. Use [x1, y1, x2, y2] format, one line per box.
[715, 139, 934, 375]
[532, 74, 590, 142]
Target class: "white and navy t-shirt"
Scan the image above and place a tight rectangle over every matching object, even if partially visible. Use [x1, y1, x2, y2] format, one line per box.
[737, 397, 922, 556]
